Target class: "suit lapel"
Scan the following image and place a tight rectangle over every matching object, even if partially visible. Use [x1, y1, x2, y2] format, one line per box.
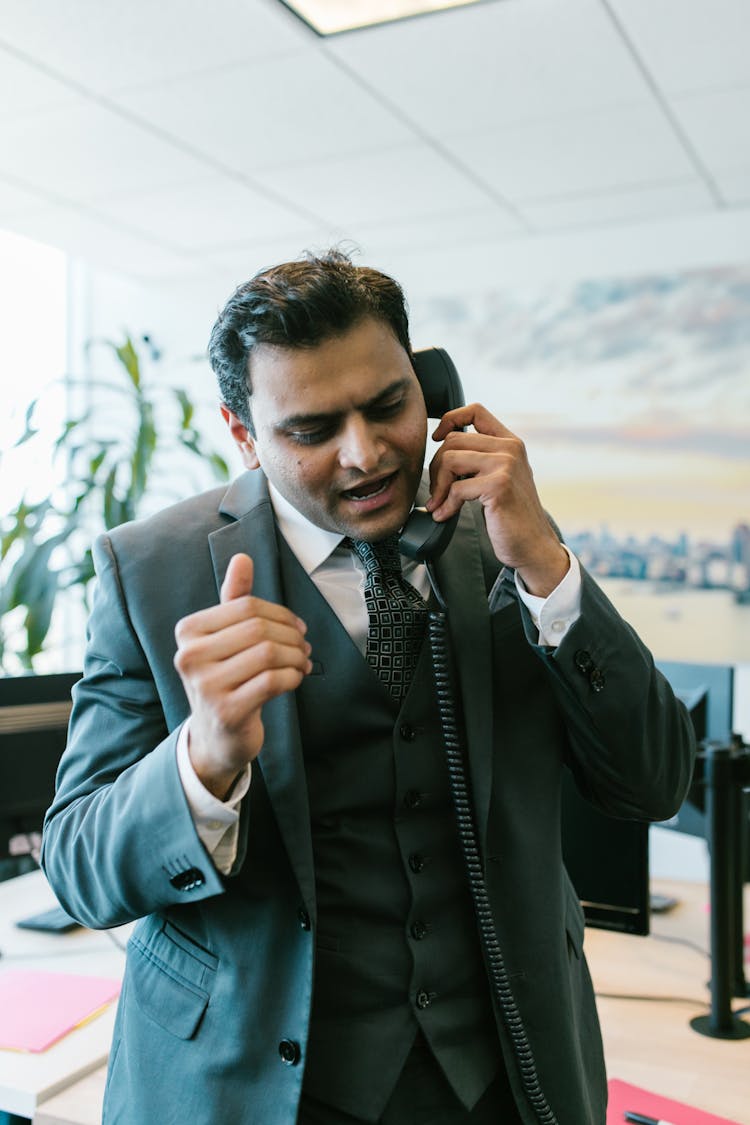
[432, 501, 496, 853]
[208, 472, 316, 914]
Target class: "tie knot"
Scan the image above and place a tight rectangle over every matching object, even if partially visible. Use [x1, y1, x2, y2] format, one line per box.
[347, 534, 402, 579]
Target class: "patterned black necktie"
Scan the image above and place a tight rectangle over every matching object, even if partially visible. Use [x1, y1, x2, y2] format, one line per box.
[347, 534, 428, 702]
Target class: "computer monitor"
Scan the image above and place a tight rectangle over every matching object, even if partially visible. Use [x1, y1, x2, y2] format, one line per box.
[0, 672, 79, 861]
[561, 770, 650, 935]
[655, 661, 735, 839]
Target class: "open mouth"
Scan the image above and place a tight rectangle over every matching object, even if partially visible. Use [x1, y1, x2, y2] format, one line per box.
[341, 471, 396, 502]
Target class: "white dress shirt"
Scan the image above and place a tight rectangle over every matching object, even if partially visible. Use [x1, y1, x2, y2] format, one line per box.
[177, 484, 582, 872]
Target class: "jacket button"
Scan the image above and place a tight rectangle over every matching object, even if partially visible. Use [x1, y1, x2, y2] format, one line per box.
[297, 907, 311, 931]
[408, 853, 426, 874]
[278, 1039, 301, 1066]
[399, 723, 416, 742]
[404, 789, 423, 810]
[574, 650, 594, 674]
[589, 668, 606, 692]
[169, 867, 205, 892]
[411, 920, 428, 941]
[415, 989, 433, 1009]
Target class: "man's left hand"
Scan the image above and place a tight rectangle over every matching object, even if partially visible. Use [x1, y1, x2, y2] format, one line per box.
[426, 403, 569, 597]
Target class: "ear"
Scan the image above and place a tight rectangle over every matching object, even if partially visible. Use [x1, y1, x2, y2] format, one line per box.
[221, 405, 261, 470]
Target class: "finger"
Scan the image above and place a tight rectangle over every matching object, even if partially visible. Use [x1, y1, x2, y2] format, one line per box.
[177, 596, 307, 643]
[229, 665, 311, 716]
[432, 403, 512, 442]
[184, 616, 312, 666]
[427, 447, 510, 513]
[198, 639, 313, 697]
[429, 473, 501, 520]
[221, 553, 254, 604]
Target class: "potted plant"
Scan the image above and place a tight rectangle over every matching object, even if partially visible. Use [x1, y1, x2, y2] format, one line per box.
[0, 334, 230, 673]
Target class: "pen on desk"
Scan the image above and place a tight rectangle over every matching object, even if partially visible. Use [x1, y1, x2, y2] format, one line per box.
[624, 1113, 677, 1125]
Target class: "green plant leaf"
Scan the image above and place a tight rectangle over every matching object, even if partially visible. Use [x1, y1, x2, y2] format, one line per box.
[131, 399, 156, 504]
[53, 415, 88, 452]
[173, 387, 195, 429]
[102, 464, 120, 528]
[209, 452, 230, 480]
[24, 570, 60, 662]
[113, 335, 141, 388]
[13, 400, 39, 447]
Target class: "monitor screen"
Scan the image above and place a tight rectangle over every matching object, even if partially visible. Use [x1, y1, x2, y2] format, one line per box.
[561, 769, 650, 936]
[0, 672, 79, 861]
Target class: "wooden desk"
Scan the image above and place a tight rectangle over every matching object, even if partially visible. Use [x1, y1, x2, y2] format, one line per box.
[0, 870, 127, 1121]
[31, 880, 750, 1125]
[587, 878, 750, 1124]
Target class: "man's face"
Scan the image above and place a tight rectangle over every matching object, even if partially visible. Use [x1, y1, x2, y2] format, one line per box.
[223, 316, 428, 541]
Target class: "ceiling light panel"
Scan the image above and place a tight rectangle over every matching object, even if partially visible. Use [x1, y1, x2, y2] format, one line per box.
[279, 0, 492, 36]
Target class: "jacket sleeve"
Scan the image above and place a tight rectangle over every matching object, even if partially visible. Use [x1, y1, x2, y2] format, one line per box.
[41, 533, 227, 928]
[510, 562, 696, 822]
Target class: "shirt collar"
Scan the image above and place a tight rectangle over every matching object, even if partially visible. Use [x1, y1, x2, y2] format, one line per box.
[267, 483, 345, 576]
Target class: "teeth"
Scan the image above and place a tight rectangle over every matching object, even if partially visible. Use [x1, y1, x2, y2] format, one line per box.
[349, 479, 389, 500]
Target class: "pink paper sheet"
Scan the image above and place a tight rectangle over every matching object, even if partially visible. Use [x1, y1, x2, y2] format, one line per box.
[0, 969, 120, 1052]
[608, 1077, 745, 1125]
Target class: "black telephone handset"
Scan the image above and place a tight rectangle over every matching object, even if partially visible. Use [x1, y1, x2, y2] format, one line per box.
[400, 347, 465, 563]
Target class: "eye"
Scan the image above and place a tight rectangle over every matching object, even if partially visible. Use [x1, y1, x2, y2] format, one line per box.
[287, 426, 335, 446]
[367, 395, 405, 420]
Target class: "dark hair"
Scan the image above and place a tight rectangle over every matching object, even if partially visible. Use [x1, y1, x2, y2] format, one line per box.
[208, 248, 412, 430]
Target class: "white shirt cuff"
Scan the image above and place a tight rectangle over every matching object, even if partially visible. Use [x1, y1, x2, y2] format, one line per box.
[175, 720, 250, 874]
[514, 545, 582, 647]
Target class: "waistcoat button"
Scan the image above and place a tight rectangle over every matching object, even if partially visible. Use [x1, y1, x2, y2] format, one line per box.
[399, 723, 416, 741]
[411, 920, 428, 940]
[408, 853, 426, 873]
[404, 789, 423, 810]
[278, 1039, 301, 1066]
[297, 907, 311, 930]
[415, 989, 432, 1009]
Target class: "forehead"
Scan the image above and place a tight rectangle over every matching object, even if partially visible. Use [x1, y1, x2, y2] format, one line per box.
[247, 317, 412, 416]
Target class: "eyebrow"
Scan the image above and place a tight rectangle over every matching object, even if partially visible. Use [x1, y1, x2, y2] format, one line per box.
[274, 377, 412, 433]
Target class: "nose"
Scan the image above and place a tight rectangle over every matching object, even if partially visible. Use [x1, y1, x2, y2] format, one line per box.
[337, 415, 385, 473]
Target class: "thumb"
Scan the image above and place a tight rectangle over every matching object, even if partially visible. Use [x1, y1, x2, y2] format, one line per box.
[220, 552, 254, 603]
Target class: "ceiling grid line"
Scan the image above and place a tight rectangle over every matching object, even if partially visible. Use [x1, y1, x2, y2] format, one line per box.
[0, 37, 332, 231]
[319, 42, 534, 233]
[599, 0, 726, 209]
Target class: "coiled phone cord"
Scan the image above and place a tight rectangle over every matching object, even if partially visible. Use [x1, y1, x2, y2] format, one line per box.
[424, 583, 560, 1125]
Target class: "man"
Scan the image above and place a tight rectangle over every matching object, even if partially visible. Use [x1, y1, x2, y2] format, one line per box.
[42, 250, 694, 1125]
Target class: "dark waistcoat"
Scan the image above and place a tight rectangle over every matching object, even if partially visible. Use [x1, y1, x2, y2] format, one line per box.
[277, 539, 500, 1123]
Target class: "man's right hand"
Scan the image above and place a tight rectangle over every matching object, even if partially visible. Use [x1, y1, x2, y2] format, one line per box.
[174, 552, 312, 799]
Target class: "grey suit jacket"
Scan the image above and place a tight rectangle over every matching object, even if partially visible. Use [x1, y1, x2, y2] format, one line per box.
[41, 470, 695, 1125]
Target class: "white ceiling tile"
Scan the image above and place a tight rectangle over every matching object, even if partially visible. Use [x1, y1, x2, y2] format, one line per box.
[2, 204, 203, 279]
[93, 176, 314, 250]
[0, 46, 79, 122]
[113, 51, 415, 177]
[520, 180, 716, 233]
[449, 104, 697, 201]
[609, 0, 750, 95]
[0, 101, 212, 203]
[250, 143, 498, 226]
[0, 0, 311, 95]
[0, 0, 747, 279]
[0, 174, 51, 218]
[670, 87, 750, 172]
[346, 206, 524, 259]
[326, 0, 650, 137]
[714, 167, 750, 206]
